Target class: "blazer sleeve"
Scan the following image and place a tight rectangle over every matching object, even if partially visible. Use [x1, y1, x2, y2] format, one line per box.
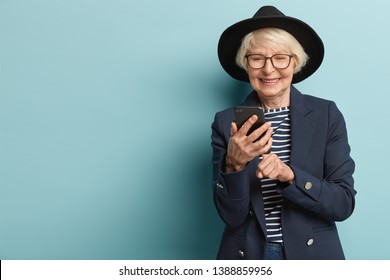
[280, 101, 356, 221]
[211, 111, 252, 228]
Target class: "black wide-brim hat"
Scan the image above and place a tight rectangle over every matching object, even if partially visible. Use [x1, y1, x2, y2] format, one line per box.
[218, 6, 324, 84]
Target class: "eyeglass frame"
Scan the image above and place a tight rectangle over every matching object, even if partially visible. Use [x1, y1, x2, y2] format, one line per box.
[245, 54, 294, 70]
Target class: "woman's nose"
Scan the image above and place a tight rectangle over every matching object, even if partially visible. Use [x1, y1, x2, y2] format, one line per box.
[262, 58, 275, 73]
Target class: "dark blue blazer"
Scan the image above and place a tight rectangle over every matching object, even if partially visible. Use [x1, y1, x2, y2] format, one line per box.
[211, 86, 356, 260]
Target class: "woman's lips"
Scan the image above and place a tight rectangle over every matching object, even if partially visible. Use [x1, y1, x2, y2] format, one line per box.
[260, 78, 280, 84]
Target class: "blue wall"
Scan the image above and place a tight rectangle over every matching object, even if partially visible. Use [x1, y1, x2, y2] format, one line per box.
[1, 0, 389, 259]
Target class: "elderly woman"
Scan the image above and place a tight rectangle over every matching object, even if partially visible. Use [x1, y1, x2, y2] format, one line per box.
[211, 6, 356, 260]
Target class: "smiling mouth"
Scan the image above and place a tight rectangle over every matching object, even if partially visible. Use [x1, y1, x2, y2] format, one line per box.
[261, 78, 279, 83]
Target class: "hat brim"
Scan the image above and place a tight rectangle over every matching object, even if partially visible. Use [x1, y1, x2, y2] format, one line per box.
[218, 15, 324, 83]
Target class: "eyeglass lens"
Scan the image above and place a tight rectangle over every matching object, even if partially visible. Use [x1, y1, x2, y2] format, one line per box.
[246, 54, 291, 69]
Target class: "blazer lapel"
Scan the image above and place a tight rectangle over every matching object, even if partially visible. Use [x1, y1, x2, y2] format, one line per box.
[289, 86, 316, 167]
[242, 90, 261, 106]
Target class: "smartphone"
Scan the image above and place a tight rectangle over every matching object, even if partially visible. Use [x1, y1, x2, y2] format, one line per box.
[234, 106, 266, 136]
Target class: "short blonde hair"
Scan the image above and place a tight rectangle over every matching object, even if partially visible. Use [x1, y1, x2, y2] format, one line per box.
[236, 28, 309, 74]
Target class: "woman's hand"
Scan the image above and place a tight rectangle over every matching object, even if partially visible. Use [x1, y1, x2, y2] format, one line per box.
[257, 153, 295, 183]
[225, 115, 272, 173]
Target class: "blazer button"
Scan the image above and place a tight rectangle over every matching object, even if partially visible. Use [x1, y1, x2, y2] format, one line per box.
[238, 250, 245, 258]
[216, 183, 224, 189]
[304, 182, 313, 190]
[248, 210, 253, 217]
[307, 238, 314, 246]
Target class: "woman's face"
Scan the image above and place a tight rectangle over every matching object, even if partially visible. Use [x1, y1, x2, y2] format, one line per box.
[246, 43, 295, 103]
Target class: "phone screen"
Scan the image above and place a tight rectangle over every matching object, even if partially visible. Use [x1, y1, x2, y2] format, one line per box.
[234, 106, 265, 135]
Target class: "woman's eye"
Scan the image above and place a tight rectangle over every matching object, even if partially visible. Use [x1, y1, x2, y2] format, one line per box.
[252, 56, 264, 61]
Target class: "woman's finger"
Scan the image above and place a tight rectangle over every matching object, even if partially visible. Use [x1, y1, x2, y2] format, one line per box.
[237, 115, 258, 137]
[230, 122, 238, 136]
[247, 122, 271, 142]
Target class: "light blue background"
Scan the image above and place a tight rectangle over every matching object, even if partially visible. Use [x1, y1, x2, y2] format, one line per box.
[0, 0, 389, 259]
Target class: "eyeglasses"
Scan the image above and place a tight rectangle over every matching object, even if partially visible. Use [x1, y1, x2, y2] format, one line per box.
[245, 54, 294, 70]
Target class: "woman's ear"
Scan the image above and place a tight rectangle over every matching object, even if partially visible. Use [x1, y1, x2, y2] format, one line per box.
[293, 55, 300, 74]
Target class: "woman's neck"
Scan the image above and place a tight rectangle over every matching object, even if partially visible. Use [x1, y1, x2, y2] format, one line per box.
[258, 92, 290, 110]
